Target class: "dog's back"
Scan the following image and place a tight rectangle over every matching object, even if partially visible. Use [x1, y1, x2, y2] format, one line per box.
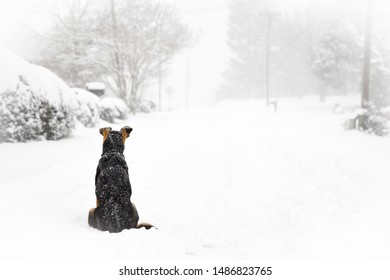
[89, 127, 139, 233]
[95, 154, 139, 232]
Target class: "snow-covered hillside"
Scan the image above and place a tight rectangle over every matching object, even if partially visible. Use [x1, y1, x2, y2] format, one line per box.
[0, 95, 389, 261]
[0, 46, 76, 107]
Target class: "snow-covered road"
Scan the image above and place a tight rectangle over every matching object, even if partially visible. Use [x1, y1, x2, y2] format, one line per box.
[1, 97, 390, 260]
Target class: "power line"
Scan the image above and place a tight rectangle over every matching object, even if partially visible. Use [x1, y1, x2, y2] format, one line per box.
[182, 0, 257, 14]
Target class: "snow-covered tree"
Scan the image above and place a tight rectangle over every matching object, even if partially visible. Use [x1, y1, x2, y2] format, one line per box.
[218, 0, 316, 101]
[310, 18, 362, 101]
[34, 0, 100, 88]
[218, 0, 271, 100]
[0, 77, 74, 143]
[99, 0, 191, 112]
[35, 0, 191, 113]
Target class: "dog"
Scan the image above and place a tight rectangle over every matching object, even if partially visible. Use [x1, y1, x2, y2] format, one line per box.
[88, 126, 153, 233]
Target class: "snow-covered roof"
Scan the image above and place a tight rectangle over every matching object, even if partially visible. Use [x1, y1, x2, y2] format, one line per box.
[86, 82, 105, 90]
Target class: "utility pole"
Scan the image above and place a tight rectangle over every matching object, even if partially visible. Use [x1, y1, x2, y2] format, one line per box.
[361, 0, 375, 109]
[186, 55, 190, 109]
[158, 62, 162, 111]
[261, 12, 281, 107]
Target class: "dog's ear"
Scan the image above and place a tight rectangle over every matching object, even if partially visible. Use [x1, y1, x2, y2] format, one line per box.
[120, 126, 133, 143]
[99, 127, 112, 142]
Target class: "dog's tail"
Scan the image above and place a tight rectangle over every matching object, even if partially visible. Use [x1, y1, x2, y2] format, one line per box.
[136, 222, 157, 230]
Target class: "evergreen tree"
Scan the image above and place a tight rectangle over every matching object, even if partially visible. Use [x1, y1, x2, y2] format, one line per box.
[218, 0, 271, 100]
[310, 18, 362, 101]
[369, 40, 390, 108]
[219, 0, 315, 101]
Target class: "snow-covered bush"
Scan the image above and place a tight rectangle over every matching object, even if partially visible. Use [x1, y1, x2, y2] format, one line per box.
[72, 88, 100, 127]
[344, 107, 389, 136]
[39, 99, 74, 140]
[0, 48, 77, 143]
[99, 97, 129, 123]
[362, 109, 389, 136]
[0, 78, 74, 143]
[0, 84, 42, 142]
[381, 106, 390, 121]
[136, 99, 156, 113]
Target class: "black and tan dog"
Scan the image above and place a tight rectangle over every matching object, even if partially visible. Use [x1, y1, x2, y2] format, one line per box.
[88, 126, 153, 233]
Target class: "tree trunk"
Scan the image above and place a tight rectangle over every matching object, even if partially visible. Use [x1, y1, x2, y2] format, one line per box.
[319, 84, 326, 102]
[129, 74, 139, 114]
[115, 72, 127, 101]
[110, 0, 127, 103]
[361, 0, 375, 109]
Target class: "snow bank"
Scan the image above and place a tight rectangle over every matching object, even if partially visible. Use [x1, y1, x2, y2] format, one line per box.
[0, 46, 30, 93]
[0, 46, 77, 107]
[28, 64, 78, 108]
[72, 88, 100, 128]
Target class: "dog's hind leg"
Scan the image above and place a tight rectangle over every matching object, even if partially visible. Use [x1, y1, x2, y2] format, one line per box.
[88, 208, 98, 229]
[88, 208, 106, 231]
[88, 199, 101, 229]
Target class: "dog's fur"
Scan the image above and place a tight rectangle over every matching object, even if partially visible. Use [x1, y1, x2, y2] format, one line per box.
[88, 126, 153, 233]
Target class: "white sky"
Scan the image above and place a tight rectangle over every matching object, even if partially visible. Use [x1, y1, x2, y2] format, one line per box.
[159, 0, 231, 108]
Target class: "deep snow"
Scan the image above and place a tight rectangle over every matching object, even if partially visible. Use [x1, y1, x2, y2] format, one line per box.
[1, 96, 390, 260]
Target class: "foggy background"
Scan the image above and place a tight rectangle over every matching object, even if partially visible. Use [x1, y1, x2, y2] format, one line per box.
[1, 0, 390, 110]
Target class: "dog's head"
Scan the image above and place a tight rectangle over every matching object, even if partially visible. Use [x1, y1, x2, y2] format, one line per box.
[99, 126, 133, 154]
